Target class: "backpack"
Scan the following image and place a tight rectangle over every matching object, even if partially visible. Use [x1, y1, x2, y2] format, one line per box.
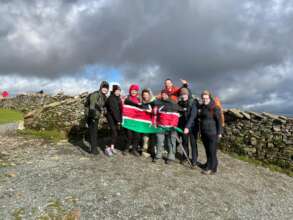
[210, 96, 225, 127]
[84, 91, 99, 118]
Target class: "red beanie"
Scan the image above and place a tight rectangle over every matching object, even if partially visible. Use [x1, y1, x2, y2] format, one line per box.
[129, 84, 140, 94]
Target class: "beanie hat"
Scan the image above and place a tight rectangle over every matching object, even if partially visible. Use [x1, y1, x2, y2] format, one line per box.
[129, 84, 140, 94]
[180, 88, 189, 96]
[112, 84, 121, 93]
[100, 81, 109, 90]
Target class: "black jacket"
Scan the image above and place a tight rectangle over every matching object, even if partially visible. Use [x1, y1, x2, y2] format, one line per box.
[199, 101, 223, 136]
[105, 93, 122, 124]
[178, 98, 199, 130]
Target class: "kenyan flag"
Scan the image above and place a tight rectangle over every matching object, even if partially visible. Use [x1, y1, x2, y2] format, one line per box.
[122, 104, 182, 134]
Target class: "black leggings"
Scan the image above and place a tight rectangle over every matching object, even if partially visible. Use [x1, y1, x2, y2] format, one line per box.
[201, 134, 219, 172]
[107, 115, 119, 146]
[125, 129, 141, 151]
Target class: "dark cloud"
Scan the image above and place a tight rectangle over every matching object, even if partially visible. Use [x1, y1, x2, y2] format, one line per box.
[0, 0, 292, 115]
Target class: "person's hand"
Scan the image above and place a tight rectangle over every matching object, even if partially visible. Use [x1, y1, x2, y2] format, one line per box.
[184, 128, 189, 134]
[145, 109, 152, 113]
[180, 79, 188, 85]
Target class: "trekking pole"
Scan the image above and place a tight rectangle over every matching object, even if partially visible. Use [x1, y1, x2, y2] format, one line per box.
[172, 133, 193, 169]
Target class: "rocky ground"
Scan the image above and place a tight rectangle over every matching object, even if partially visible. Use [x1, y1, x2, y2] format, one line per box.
[0, 132, 293, 220]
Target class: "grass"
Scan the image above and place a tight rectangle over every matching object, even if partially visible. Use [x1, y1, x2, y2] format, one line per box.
[229, 152, 293, 177]
[0, 108, 23, 124]
[17, 129, 66, 142]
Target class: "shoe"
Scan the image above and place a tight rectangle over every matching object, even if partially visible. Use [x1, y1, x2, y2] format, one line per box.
[111, 147, 117, 154]
[90, 146, 99, 155]
[201, 170, 216, 175]
[105, 147, 113, 157]
[132, 150, 140, 157]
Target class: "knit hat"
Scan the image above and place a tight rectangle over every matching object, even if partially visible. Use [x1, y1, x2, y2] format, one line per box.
[100, 81, 109, 90]
[180, 88, 189, 96]
[129, 84, 140, 94]
[112, 84, 121, 93]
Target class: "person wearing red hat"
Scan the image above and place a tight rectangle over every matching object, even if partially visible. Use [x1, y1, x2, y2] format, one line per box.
[123, 84, 142, 156]
[2, 91, 9, 98]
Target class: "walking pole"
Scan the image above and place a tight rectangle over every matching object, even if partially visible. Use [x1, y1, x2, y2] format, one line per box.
[172, 133, 193, 169]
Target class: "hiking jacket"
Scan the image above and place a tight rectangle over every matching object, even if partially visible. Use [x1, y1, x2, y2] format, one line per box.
[105, 93, 122, 124]
[199, 101, 223, 136]
[178, 98, 199, 131]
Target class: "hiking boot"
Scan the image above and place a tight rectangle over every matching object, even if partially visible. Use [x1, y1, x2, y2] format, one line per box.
[132, 149, 140, 157]
[201, 170, 216, 175]
[91, 146, 99, 155]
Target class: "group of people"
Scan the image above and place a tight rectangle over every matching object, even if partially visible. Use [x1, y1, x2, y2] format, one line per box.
[85, 79, 223, 175]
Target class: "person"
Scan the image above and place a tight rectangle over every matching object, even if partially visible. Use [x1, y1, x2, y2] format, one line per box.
[178, 87, 199, 167]
[161, 78, 190, 103]
[105, 84, 122, 156]
[199, 90, 223, 175]
[123, 84, 142, 156]
[85, 81, 109, 154]
[140, 88, 156, 157]
[154, 89, 181, 164]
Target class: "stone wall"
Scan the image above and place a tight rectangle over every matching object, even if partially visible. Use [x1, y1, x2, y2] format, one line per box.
[0, 93, 73, 113]
[23, 92, 108, 135]
[2, 92, 292, 172]
[220, 109, 293, 172]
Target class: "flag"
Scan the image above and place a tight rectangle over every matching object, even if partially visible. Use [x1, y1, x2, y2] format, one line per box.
[122, 104, 182, 133]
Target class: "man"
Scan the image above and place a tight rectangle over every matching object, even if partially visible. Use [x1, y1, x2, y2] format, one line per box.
[178, 87, 199, 167]
[85, 81, 109, 154]
[162, 78, 190, 103]
[199, 90, 223, 175]
[154, 89, 181, 163]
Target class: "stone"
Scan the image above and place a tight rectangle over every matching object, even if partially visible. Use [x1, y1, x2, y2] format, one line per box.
[272, 126, 281, 132]
[250, 137, 257, 146]
[227, 109, 244, 119]
[241, 112, 251, 120]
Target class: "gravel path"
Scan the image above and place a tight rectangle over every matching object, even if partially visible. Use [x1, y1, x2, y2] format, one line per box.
[0, 134, 292, 219]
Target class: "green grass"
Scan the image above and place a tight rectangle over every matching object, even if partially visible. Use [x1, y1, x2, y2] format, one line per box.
[17, 129, 66, 142]
[0, 108, 23, 124]
[229, 153, 293, 177]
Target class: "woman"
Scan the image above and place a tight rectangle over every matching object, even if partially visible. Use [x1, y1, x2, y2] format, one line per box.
[141, 88, 156, 157]
[199, 90, 223, 175]
[105, 84, 122, 156]
[123, 84, 142, 156]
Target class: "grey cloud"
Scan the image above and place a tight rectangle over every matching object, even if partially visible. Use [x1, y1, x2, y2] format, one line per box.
[0, 0, 292, 115]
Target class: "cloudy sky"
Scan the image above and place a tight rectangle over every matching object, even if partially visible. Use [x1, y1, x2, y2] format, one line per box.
[0, 0, 292, 115]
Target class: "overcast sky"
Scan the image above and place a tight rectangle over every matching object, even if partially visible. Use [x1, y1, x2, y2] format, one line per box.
[0, 0, 292, 115]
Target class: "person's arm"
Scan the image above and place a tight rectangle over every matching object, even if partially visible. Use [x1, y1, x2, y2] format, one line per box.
[108, 97, 122, 123]
[185, 101, 198, 129]
[124, 98, 142, 108]
[214, 107, 223, 136]
[88, 93, 98, 118]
